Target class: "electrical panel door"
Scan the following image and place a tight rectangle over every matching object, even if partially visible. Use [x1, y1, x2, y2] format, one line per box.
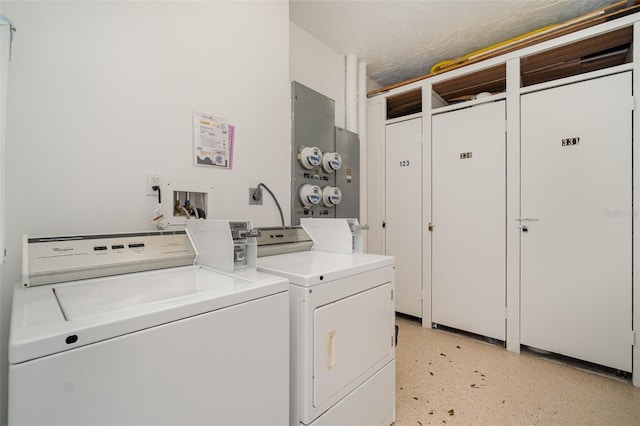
[520, 72, 632, 372]
[432, 101, 506, 341]
[335, 127, 360, 219]
[291, 82, 336, 224]
[290, 83, 361, 225]
[385, 118, 422, 318]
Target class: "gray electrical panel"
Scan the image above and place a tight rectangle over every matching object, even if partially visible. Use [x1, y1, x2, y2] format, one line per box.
[291, 82, 336, 224]
[290, 81, 360, 225]
[334, 127, 359, 219]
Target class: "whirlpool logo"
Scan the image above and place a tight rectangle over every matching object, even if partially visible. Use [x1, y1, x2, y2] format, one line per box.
[53, 247, 74, 253]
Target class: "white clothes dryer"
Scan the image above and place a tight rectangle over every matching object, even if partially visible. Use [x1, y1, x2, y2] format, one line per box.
[257, 219, 396, 426]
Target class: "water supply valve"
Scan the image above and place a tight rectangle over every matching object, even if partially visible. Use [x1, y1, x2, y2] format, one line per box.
[322, 152, 342, 173]
[322, 186, 342, 207]
[298, 146, 323, 169]
[299, 184, 322, 207]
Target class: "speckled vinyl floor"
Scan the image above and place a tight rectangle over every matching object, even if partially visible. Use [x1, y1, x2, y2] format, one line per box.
[394, 316, 640, 426]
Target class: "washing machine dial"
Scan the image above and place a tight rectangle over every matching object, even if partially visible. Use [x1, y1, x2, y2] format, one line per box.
[322, 152, 342, 173]
[298, 146, 322, 169]
[299, 184, 322, 207]
[322, 186, 342, 207]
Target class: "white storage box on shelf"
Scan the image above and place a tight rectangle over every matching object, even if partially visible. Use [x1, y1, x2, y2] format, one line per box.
[256, 218, 396, 426]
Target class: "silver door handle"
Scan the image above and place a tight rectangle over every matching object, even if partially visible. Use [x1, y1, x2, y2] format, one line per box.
[515, 218, 539, 222]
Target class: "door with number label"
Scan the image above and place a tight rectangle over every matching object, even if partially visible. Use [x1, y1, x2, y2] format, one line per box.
[520, 72, 632, 372]
[432, 101, 506, 340]
[385, 118, 422, 317]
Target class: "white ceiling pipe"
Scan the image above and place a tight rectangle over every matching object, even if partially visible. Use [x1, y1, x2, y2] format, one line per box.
[357, 60, 367, 142]
[357, 60, 368, 235]
[346, 53, 358, 133]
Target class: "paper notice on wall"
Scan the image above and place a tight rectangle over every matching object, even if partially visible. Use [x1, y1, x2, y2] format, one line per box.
[193, 111, 234, 169]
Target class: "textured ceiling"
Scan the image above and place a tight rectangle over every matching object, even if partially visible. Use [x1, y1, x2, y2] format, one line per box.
[290, 0, 622, 88]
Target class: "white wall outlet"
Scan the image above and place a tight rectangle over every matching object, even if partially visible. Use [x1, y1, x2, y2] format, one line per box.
[146, 172, 161, 196]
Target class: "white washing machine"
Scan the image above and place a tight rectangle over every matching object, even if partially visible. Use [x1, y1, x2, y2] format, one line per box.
[256, 218, 396, 426]
[9, 227, 289, 426]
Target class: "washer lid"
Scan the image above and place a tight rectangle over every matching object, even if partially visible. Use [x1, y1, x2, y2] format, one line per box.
[9, 265, 288, 364]
[55, 266, 234, 321]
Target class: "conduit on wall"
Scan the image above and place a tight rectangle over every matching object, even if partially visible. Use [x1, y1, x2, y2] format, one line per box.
[0, 14, 14, 263]
[345, 54, 369, 234]
[346, 54, 358, 133]
[357, 60, 367, 141]
[357, 60, 368, 237]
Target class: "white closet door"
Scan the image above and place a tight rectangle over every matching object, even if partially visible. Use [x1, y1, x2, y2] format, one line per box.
[520, 72, 632, 372]
[385, 118, 422, 317]
[432, 101, 506, 340]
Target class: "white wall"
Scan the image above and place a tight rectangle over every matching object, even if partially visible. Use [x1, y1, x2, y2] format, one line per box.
[0, 1, 290, 424]
[290, 21, 345, 128]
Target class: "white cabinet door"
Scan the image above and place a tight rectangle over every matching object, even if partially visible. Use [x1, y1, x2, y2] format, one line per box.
[432, 101, 506, 340]
[385, 118, 422, 317]
[520, 72, 632, 372]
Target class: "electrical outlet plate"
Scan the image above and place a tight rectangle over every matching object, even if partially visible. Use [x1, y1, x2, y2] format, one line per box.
[146, 172, 161, 196]
[249, 187, 263, 205]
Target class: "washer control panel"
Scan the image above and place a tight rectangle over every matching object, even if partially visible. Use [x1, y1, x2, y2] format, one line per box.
[24, 231, 196, 287]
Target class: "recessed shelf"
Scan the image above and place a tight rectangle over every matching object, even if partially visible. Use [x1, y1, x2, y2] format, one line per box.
[387, 88, 422, 119]
[520, 26, 632, 87]
[432, 64, 506, 104]
[431, 92, 507, 115]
